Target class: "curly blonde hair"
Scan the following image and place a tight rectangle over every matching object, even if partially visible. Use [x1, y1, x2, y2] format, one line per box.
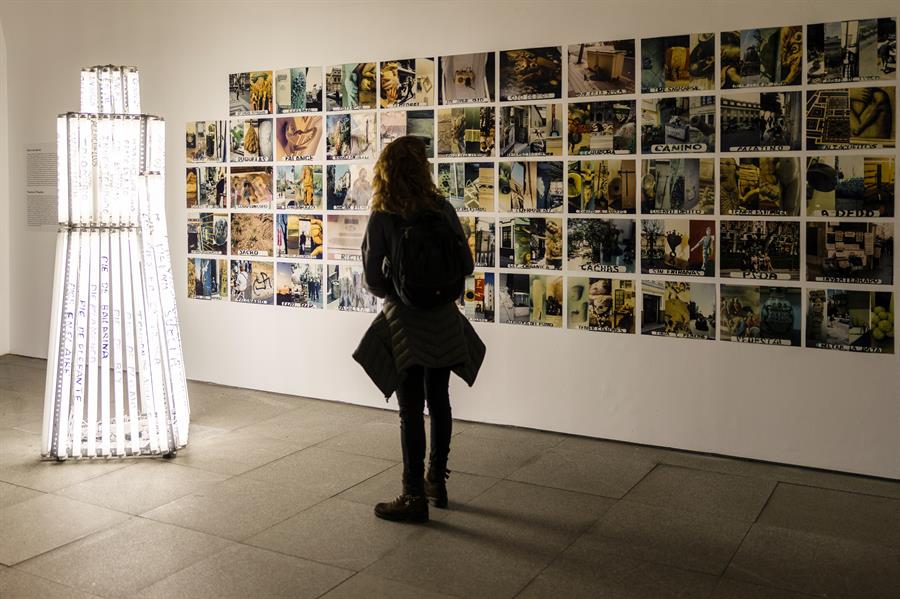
[371, 136, 442, 217]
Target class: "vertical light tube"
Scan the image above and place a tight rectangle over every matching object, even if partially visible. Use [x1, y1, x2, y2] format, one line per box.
[124, 67, 141, 114]
[80, 68, 98, 114]
[86, 228, 100, 456]
[42, 116, 71, 455]
[119, 229, 141, 455]
[110, 228, 125, 455]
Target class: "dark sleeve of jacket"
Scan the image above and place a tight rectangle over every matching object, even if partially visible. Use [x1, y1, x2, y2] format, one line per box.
[361, 212, 391, 298]
[441, 201, 475, 276]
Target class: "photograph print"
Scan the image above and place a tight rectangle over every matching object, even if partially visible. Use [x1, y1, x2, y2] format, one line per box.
[499, 46, 563, 101]
[568, 39, 636, 97]
[327, 264, 380, 313]
[806, 155, 895, 217]
[275, 67, 323, 113]
[806, 87, 896, 150]
[567, 100, 637, 155]
[498, 274, 563, 328]
[566, 218, 636, 273]
[458, 271, 495, 323]
[498, 217, 563, 270]
[458, 215, 495, 267]
[230, 166, 273, 209]
[275, 214, 324, 259]
[720, 26, 803, 89]
[437, 162, 495, 212]
[720, 91, 803, 151]
[276, 164, 323, 210]
[498, 103, 563, 157]
[276, 262, 323, 309]
[439, 52, 495, 105]
[719, 220, 801, 280]
[230, 259, 275, 305]
[380, 58, 436, 108]
[640, 96, 716, 153]
[641, 33, 715, 93]
[187, 258, 228, 301]
[186, 166, 227, 209]
[567, 159, 636, 214]
[806, 222, 894, 285]
[230, 213, 274, 257]
[326, 164, 374, 210]
[186, 121, 226, 163]
[326, 112, 377, 160]
[720, 157, 801, 216]
[720, 285, 801, 346]
[641, 280, 716, 340]
[641, 158, 715, 214]
[807, 18, 896, 84]
[275, 115, 323, 160]
[499, 161, 564, 213]
[229, 71, 273, 116]
[325, 63, 377, 110]
[641, 218, 716, 277]
[807, 289, 894, 353]
[187, 212, 228, 256]
[231, 260, 275, 306]
[229, 118, 273, 162]
[567, 277, 635, 334]
[436, 106, 495, 157]
[327, 214, 368, 261]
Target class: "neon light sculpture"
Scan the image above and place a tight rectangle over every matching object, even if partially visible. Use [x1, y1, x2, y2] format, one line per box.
[42, 66, 189, 459]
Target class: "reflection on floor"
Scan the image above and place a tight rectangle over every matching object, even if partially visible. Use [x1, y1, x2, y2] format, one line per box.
[1, 353, 899, 598]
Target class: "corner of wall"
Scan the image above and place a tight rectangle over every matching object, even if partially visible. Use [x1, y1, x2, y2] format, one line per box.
[0, 17, 10, 356]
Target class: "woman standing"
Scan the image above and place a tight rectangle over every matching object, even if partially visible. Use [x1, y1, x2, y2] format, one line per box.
[354, 136, 485, 523]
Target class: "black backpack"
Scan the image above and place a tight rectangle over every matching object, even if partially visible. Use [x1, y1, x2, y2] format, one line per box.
[387, 210, 467, 309]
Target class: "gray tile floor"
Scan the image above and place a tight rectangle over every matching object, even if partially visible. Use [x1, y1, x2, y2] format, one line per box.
[1, 353, 898, 598]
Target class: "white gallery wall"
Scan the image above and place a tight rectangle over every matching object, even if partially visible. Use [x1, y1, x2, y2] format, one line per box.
[0, 0, 897, 478]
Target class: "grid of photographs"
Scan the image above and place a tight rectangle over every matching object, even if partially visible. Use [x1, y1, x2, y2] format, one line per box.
[182, 19, 896, 353]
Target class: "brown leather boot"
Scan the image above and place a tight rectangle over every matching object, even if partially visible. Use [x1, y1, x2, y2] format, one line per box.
[374, 494, 429, 523]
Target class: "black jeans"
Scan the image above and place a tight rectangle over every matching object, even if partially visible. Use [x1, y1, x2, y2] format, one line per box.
[395, 365, 452, 495]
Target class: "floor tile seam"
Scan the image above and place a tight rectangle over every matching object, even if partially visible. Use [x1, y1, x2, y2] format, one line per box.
[0, 478, 50, 495]
[719, 562, 833, 598]
[509, 517, 603, 598]
[228, 414, 389, 448]
[8, 514, 135, 568]
[769, 478, 900, 502]
[604, 493, 765, 526]
[127, 541, 245, 597]
[744, 517, 900, 554]
[493, 472, 628, 501]
[752, 480, 782, 525]
[7, 562, 107, 597]
[353, 546, 473, 598]
[310, 569, 369, 599]
[41, 487, 149, 517]
[225, 535, 361, 575]
[658, 455, 900, 491]
[47, 458, 237, 496]
[453, 430, 567, 450]
[711, 576, 826, 599]
[306, 438, 402, 462]
[612, 460, 664, 499]
[237, 463, 401, 540]
[609, 497, 765, 528]
[223, 445, 323, 478]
